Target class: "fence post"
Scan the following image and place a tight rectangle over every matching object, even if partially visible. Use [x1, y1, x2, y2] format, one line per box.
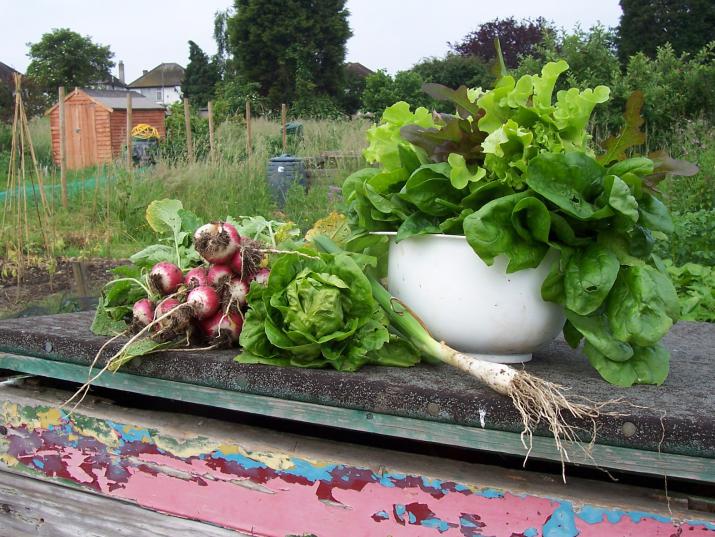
[281, 103, 287, 153]
[58, 87, 68, 208]
[126, 92, 133, 171]
[245, 100, 252, 159]
[183, 97, 194, 163]
[208, 100, 215, 160]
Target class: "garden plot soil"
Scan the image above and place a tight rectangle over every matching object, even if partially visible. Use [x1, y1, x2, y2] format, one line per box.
[0, 258, 126, 318]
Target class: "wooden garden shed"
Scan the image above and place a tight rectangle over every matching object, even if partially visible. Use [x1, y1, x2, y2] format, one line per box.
[48, 88, 166, 170]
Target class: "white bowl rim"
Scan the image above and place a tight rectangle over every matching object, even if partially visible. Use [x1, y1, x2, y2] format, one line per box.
[371, 231, 467, 240]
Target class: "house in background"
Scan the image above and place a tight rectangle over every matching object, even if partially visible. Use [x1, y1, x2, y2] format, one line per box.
[128, 63, 184, 106]
[0, 61, 21, 90]
[345, 62, 375, 78]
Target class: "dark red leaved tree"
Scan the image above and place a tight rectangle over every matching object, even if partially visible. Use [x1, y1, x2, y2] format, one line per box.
[450, 17, 553, 67]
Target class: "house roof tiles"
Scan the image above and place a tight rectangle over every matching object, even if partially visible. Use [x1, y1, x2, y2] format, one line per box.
[128, 63, 184, 88]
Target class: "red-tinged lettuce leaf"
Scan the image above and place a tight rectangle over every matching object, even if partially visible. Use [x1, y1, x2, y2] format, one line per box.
[598, 91, 646, 165]
[422, 83, 481, 118]
[643, 149, 700, 191]
[400, 114, 486, 164]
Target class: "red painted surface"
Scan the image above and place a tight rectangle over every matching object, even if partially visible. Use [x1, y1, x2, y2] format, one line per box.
[1, 405, 714, 536]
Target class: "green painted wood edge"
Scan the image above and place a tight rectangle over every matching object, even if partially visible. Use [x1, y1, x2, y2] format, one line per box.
[1, 352, 713, 483]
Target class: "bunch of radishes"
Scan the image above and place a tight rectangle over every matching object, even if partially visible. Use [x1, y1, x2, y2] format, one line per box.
[131, 221, 269, 347]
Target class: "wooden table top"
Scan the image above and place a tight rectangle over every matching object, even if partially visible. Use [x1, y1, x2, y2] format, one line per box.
[0, 312, 713, 460]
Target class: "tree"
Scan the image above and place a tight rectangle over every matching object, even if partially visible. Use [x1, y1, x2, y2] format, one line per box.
[618, 0, 715, 60]
[361, 70, 431, 116]
[338, 67, 367, 116]
[227, 0, 351, 109]
[450, 17, 553, 68]
[412, 54, 493, 90]
[213, 7, 234, 78]
[26, 28, 114, 93]
[181, 41, 220, 107]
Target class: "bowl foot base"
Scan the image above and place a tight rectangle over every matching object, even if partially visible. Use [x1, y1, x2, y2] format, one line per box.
[462, 352, 532, 364]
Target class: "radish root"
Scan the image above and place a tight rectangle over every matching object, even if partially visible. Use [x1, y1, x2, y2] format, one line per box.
[442, 347, 619, 482]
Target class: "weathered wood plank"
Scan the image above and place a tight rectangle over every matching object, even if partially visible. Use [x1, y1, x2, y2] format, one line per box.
[0, 470, 247, 536]
[1, 383, 713, 536]
[1, 352, 713, 483]
[0, 312, 713, 460]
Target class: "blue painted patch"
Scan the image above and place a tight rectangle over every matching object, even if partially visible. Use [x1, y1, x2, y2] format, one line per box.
[524, 528, 539, 537]
[378, 471, 407, 488]
[210, 449, 268, 471]
[421, 517, 452, 532]
[626, 511, 671, 524]
[542, 502, 579, 537]
[454, 483, 470, 492]
[105, 420, 152, 444]
[577, 506, 624, 524]
[687, 519, 715, 531]
[395, 504, 406, 517]
[32, 458, 44, 469]
[478, 487, 504, 499]
[282, 458, 336, 482]
[460, 517, 478, 528]
[408, 511, 417, 524]
[373, 510, 390, 521]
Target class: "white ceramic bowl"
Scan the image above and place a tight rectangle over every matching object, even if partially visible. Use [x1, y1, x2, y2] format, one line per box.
[383, 233, 565, 363]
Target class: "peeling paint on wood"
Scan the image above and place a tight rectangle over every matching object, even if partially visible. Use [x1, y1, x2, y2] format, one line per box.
[1, 395, 713, 536]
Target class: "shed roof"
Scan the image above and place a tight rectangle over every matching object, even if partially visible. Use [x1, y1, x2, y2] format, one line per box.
[84, 89, 164, 110]
[128, 63, 184, 88]
[46, 88, 165, 115]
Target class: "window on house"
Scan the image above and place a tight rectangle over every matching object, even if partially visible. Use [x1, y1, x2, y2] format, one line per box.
[156, 90, 162, 102]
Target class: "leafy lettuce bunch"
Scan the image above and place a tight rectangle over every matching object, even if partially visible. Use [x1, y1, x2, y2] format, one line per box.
[343, 60, 697, 387]
[238, 251, 419, 371]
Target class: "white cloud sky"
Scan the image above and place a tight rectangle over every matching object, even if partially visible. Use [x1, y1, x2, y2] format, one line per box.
[2, 0, 622, 82]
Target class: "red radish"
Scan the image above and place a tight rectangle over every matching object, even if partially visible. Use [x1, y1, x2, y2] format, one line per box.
[229, 249, 243, 275]
[226, 277, 250, 308]
[200, 310, 243, 344]
[155, 297, 181, 319]
[184, 267, 209, 289]
[132, 299, 155, 327]
[149, 262, 183, 295]
[208, 264, 233, 287]
[153, 297, 192, 340]
[253, 268, 270, 285]
[193, 222, 240, 264]
[186, 286, 220, 320]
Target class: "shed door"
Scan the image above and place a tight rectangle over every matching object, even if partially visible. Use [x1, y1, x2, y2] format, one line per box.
[66, 103, 97, 170]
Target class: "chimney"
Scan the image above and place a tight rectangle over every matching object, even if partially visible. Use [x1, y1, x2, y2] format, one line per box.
[143, 70, 148, 75]
[118, 61, 125, 83]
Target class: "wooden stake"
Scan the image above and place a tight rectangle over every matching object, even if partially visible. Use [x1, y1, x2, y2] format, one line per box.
[245, 100, 252, 159]
[126, 92, 133, 171]
[281, 103, 287, 153]
[183, 98, 194, 163]
[208, 100, 215, 160]
[58, 87, 68, 209]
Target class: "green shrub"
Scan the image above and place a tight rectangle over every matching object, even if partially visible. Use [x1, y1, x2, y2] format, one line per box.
[160, 102, 210, 163]
[655, 209, 715, 266]
[666, 261, 715, 322]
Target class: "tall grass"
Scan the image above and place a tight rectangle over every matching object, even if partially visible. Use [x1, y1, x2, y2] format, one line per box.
[0, 116, 372, 260]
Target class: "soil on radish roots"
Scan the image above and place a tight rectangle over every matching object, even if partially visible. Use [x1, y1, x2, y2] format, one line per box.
[0, 257, 127, 319]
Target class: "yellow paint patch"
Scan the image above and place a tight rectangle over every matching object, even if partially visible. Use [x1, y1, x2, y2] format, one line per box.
[0, 453, 19, 466]
[37, 408, 63, 429]
[0, 402, 22, 428]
